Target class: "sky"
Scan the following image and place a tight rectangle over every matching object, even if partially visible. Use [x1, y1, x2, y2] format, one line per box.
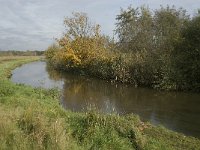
[0, 0, 200, 51]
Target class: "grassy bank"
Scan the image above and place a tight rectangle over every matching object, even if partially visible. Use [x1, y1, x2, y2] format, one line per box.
[0, 56, 200, 150]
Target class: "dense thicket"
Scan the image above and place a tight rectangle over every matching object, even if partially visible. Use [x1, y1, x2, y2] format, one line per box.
[45, 6, 200, 92]
[171, 14, 200, 91]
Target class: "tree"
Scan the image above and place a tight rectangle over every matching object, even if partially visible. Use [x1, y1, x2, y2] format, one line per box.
[154, 6, 189, 54]
[46, 12, 113, 70]
[62, 12, 100, 40]
[115, 6, 154, 52]
[171, 15, 200, 91]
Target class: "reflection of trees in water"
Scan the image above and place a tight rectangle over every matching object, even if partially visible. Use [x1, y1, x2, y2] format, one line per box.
[63, 76, 200, 137]
[46, 63, 64, 81]
[46, 63, 200, 137]
[60, 73, 185, 115]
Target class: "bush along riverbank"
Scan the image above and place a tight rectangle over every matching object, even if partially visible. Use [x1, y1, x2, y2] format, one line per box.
[1, 57, 200, 149]
[45, 6, 200, 92]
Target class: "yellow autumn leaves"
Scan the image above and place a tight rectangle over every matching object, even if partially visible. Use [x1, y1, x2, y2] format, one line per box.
[45, 12, 116, 71]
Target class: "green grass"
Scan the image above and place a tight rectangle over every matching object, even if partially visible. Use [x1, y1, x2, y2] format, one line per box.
[0, 56, 200, 150]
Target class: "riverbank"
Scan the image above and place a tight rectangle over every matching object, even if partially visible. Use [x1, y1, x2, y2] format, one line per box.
[0, 56, 200, 149]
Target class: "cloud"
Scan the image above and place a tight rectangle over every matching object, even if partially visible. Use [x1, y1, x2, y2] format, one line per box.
[0, 0, 64, 50]
[0, 0, 199, 50]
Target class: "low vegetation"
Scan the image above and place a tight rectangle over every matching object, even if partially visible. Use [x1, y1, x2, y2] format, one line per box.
[0, 56, 200, 149]
[0, 50, 44, 56]
[45, 6, 200, 92]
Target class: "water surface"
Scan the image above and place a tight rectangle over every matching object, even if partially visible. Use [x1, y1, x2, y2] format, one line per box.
[11, 61, 200, 138]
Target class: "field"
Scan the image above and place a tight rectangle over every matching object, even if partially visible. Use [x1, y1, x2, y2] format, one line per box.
[0, 56, 200, 150]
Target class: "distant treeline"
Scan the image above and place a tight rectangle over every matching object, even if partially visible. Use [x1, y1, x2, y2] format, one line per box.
[0, 50, 44, 56]
[45, 6, 200, 92]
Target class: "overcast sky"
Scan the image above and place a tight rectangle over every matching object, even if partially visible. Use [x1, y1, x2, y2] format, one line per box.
[0, 0, 200, 51]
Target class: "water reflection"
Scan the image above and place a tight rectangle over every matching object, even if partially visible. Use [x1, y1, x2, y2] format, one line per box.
[59, 73, 200, 137]
[12, 61, 64, 89]
[12, 61, 200, 138]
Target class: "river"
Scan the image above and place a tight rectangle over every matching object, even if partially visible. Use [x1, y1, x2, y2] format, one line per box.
[11, 61, 200, 138]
